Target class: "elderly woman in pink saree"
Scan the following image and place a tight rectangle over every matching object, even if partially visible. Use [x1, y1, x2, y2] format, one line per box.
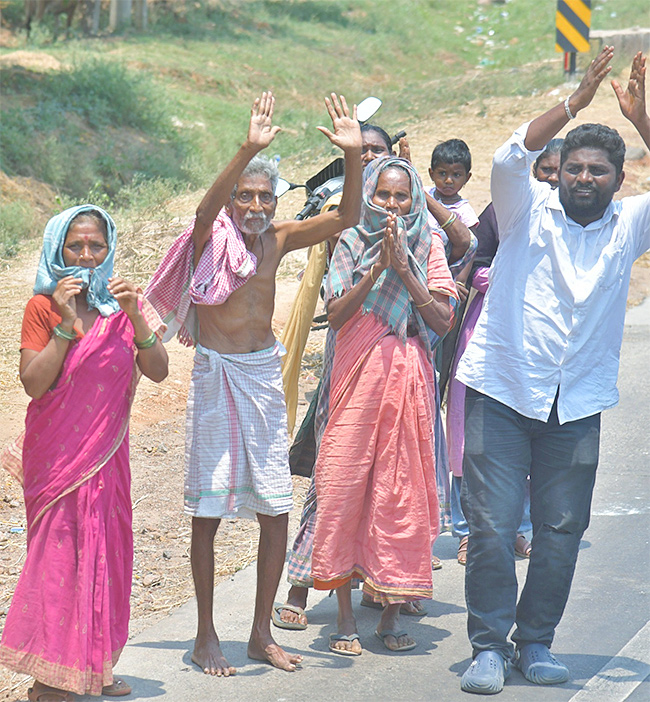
[0, 205, 168, 702]
[310, 157, 458, 656]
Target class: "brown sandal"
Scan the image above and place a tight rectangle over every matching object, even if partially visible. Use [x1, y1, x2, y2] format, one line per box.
[102, 678, 132, 696]
[515, 534, 532, 558]
[457, 535, 469, 566]
[27, 686, 72, 702]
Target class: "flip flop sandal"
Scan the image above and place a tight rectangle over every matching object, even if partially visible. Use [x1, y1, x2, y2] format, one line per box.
[374, 629, 417, 652]
[457, 535, 469, 566]
[515, 534, 532, 559]
[360, 597, 427, 617]
[102, 678, 132, 696]
[271, 602, 308, 630]
[328, 632, 362, 656]
[432, 555, 443, 571]
[27, 688, 72, 702]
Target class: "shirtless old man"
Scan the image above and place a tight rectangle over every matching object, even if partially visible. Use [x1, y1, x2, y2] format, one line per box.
[147, 91, 362, 675]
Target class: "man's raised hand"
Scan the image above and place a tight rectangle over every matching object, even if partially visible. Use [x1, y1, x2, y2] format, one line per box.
[612, 51, 647, 127]
[569, 44, 615, 115]
[317, 93, 362, 153]
[247, 91, 282, 151]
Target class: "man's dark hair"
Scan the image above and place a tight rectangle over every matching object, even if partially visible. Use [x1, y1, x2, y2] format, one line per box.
[361, 124, 392, 153]
[561, 123, 626, 175]
[430, 138, 472, 172]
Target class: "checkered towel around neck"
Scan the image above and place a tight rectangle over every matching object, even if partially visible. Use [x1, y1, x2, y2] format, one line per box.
[34, 204, 120, 317]
[326, 156, 432, 351]
[144, 209, 257, 347]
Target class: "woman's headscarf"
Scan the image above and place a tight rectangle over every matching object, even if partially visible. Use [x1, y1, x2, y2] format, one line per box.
[327, 156, 432, 343]
[33, 204, 120, 317]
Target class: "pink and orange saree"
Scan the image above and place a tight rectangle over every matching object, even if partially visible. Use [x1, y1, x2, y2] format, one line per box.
[0, 311, 141, 696]
[309, 156, 458, 605]
[310, 311, 440, 604]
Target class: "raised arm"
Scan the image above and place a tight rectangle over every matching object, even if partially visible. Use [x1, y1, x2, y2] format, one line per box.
[281, 94, 362, 253]
[108, 277, 169, 383]
[192, 91, 281, 267]
[612, 51, 650, 150]
[20, 278, 82, 399]
[524, 45, 614, 151]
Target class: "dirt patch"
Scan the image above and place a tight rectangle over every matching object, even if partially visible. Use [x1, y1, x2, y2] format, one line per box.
[1, 63, 649, 701]
[0, 51, 63, 71]
[0, 172, 57, 226]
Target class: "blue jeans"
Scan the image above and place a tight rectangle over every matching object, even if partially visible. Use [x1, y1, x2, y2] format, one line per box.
[450, 474, 531, 539]
[461, 388, 600, 659]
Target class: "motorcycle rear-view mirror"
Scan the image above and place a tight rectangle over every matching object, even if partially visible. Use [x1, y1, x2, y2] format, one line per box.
[356, 96, 382, 124]
[275, 178, 292, 198]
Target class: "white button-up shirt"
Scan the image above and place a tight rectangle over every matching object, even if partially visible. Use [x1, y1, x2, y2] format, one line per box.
[456, 122, 650, 423]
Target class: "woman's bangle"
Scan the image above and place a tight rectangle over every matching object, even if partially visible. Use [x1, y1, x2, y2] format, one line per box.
[370, 264, 377, 284]
[415, 296, 434, 308]
[53, 324, 76, 341]
[440, 213, 457, 230]
[135, 331, 157, 350]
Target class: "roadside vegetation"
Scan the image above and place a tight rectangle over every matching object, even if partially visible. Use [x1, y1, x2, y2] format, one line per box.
[0, 0, 646, 256]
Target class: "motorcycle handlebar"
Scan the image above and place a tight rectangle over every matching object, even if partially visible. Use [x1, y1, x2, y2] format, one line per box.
[296, 191, 326, 220]
[391, 130, 407, 146]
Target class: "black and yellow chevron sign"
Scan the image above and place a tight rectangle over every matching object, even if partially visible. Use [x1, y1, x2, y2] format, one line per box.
[556, 0, 591, 53]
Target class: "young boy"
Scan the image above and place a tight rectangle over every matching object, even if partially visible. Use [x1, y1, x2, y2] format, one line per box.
[427, 138, 479, 243]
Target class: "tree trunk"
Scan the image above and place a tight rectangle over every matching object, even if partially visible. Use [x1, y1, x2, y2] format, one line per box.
[109, 0, 132, 31]
[133, 0, 147, 30]
[91, 0, 101, 34]
[79, 0, 101, 35]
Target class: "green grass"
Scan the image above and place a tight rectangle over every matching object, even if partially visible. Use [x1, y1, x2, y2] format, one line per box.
[0, 0, 647, 254]
[0, 58, 194, 202]
[0, 200, 35, 258]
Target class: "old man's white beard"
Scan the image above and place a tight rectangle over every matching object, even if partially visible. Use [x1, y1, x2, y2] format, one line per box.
[239, 211, 272, 235]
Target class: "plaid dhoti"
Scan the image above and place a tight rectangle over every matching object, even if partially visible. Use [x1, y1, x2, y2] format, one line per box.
[184, 341, 293, 520]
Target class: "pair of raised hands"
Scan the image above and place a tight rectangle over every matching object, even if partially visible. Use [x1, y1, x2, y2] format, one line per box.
[375, 213, 410, 279]
[246, 90, 362, 153]
[572, 46, 647, 128]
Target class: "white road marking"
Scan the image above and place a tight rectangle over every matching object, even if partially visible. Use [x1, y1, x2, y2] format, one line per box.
[591, 507, 650, 516]
[568, 620, 650, 701]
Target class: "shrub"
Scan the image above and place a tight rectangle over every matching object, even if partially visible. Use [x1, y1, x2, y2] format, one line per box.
[0, 200, 34, 259]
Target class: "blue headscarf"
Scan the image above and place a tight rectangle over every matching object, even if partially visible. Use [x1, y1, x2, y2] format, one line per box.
[327, 157, 432, 345]
[34, 204, 120, 317]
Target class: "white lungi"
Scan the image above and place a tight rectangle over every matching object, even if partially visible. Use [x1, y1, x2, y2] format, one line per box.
[184, 341, 293, 519]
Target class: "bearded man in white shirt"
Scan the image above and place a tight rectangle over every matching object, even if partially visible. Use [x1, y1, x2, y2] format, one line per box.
[456, 47, 650, 695]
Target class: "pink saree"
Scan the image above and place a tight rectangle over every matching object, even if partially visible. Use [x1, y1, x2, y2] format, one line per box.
[0, 311, 139, 696]
[311, 311, 440, 604]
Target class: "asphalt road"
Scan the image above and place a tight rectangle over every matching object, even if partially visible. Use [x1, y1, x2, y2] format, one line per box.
[76, 299, 649, 702]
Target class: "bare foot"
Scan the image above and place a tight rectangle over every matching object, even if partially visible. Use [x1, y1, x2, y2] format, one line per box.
[27, 681, 72, 702]
[192, 632, 237, 676]
[248, 633, 303, 671]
